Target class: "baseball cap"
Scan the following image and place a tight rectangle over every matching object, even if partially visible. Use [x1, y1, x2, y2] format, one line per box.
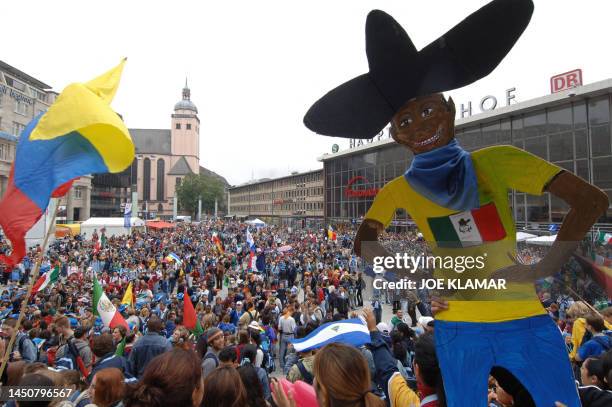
[376, 322, 391, 335]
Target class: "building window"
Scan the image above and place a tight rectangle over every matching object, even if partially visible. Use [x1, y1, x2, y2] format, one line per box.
[186, 123, 191, 130]
[176, 123, 181, 130]
[5, 76, 25, 91]
[14, 100, 27, 115]
[74, 187, 83, 199]
[176, 177, 182, 187]
[12, 122, 25, 137]
[143, 158, 151, 200]
[156, 159, 165, 201]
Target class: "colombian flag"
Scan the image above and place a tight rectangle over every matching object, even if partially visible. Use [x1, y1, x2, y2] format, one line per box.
[0, 60, 134, 268]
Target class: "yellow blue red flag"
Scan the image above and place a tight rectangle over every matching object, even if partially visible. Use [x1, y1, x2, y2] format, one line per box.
[0, 59, 134, 268]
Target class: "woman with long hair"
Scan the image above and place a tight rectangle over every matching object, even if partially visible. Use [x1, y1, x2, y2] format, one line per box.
[240, 344, 271, 401]
[202, 365, 248, 407]
[90, 368, 125, 407]
[238, 363, 269, 407]
[123, 348, 204, 407]
[311, 343, 385, 407]
[274, 341, 385, 407]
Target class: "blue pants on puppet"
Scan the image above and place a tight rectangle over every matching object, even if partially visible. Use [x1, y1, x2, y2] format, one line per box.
[435, 314, 580, 407]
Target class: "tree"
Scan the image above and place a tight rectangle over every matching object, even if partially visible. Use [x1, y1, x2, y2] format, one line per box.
[175, 173, 225, 218]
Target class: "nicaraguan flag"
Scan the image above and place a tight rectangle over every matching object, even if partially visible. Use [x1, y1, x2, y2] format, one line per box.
[290, 318, 370, 352]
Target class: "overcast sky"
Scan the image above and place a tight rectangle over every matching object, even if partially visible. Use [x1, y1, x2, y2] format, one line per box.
[3, 0, 610, 185]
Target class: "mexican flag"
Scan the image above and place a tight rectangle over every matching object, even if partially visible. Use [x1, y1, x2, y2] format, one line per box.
[183, 288, 203, 337]
[596, 231, 612, 246]
[93, 276, 128, 329]
[428, 203, 506, 248]
[31, 265, 59, 296]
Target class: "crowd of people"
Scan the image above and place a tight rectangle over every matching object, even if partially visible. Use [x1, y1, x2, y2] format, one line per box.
[0, 219, 610, 407]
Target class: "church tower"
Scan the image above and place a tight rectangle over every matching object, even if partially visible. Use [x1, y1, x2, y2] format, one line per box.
[170, 80, 200, 174]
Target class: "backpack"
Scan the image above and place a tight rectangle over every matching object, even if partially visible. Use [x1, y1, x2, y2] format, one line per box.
[259, 332, 275, 374]
[203, 352, 219, 368]
[296, 360, 314, 385]
[55, 339, 89, 378]
[17, 334, 38, 362]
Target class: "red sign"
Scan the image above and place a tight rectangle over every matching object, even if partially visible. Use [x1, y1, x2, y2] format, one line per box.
[550, 69, 582, 94]
[345, 176, 379, 198]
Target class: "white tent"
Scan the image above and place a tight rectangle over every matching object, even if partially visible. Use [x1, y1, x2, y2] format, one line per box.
[516, 232, 537, 242]
[526, 234, 557, 246]
[246, 218, 266, 227]
[81, 217, 145, 238]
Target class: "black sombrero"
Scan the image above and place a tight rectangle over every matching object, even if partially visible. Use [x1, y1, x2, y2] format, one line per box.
[303, 0, 534, 139]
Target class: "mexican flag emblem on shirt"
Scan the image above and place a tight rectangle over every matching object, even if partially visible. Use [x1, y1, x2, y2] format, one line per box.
[93, 276, 128, 329]
[427, 202, 506, 248]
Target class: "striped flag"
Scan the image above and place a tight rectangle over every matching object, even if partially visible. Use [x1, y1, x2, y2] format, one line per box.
[165, 252, 182, 265]
[31, 264, 59, 296]
[93, 275, 128, 329]
[427, 202, 506, 248]
[289, 318, 370, 352]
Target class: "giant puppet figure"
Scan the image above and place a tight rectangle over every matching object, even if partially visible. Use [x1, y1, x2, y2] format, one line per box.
[303, 0, 608, 406]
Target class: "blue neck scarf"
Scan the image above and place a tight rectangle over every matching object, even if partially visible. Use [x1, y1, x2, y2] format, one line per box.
[404, 139, 479, 212]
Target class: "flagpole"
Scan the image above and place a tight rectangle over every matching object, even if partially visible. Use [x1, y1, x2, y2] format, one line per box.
[0, 198, 59, 383]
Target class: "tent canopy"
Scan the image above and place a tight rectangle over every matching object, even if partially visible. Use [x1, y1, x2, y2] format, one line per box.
[246, 218, 266, 226]
[81, 217, 145, 227]
[526, 234, 557, 246]
[146, 220, 176, 230]
[516, 232, 537, 242]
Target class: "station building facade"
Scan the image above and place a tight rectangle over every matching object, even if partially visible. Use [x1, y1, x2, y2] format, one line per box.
[320, 79, 612, 232]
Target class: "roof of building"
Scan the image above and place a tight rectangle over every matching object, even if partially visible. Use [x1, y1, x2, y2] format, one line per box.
[174, 80, 198, 113]
[0, 60, 52, 90]
[168, 156, 195, 175]
[129, 129, 171, 154]
[318, 78, 612, 162]
[228, 168, 323, 190]
[199, 166, 230, 186]
[0, 131, 18, 143]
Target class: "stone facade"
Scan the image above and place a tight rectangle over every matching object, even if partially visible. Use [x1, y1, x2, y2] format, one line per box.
[130, 82, 200, 218]
[0, 61, 91, 221]
[228, 169, 324, 227]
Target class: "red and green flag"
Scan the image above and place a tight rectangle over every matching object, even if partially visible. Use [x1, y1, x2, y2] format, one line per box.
[428, 203, 506, 248]
[93, 275, 128, 329]
[31, 264, 59, 296]
[183, 288, 203, 337]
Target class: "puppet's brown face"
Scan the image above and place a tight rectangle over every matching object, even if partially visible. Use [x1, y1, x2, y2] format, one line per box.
[390, 94, 455, 154]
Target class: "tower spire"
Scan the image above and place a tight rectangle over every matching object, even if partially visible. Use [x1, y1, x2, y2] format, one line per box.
[182, 77, 190, 100]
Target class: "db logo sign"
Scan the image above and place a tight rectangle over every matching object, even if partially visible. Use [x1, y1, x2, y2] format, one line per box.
[550, 69, 582, 94]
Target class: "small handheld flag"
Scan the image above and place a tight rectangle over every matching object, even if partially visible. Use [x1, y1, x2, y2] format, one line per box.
[165, 252, 182, 265]
[289, 318, 370, 352]
[183, 288, 204, 337]
[121, 282, 134, 308]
